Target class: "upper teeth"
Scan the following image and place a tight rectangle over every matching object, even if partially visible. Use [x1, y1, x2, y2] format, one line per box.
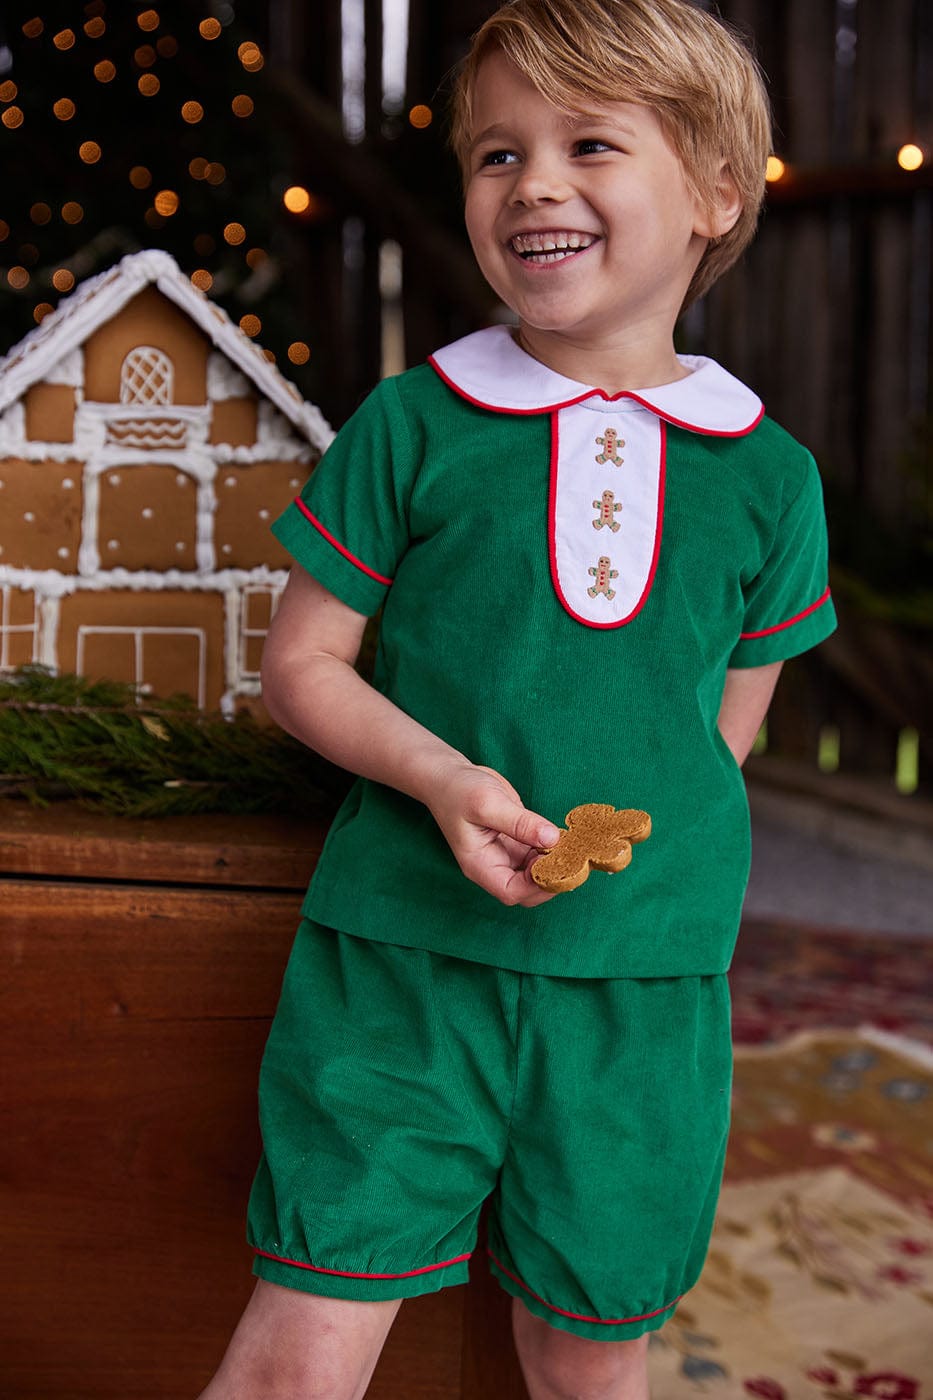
[511, 232, 595, 254]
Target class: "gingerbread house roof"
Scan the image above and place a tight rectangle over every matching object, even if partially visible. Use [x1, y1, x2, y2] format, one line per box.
[0, 248, 334, 451]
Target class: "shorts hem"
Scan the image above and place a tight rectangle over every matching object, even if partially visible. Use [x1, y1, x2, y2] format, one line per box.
[252, 1248, 471, 1301]
[488, 1250, 681, 1342]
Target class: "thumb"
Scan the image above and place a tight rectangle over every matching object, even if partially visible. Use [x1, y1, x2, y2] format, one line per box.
[493, 798, 562, 851]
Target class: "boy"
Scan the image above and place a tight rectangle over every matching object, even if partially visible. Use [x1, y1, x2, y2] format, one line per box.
[200, 2, 835, 1396]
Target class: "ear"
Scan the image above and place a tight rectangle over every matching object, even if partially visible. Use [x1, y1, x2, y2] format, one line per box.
[694, 161, 742, 240]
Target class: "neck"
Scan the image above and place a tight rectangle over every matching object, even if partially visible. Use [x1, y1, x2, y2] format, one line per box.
[515, 322, 690, 395]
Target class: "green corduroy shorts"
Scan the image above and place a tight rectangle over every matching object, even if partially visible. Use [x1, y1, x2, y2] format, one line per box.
[247, 919, 732, 1342]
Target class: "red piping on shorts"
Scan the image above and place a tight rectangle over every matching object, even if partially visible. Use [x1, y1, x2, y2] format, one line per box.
[487, 1249, 681, 1326]
[254, 1247, 471, 1281]
[740, 585, 832, 639]
[292, 497, 394, 587]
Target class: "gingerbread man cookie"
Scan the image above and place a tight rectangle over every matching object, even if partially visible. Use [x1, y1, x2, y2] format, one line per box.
[531, 803, 652, 894]
[595, 428, 625, 466]
[592, 490, 622, 532]
[588, 556, 619, 598]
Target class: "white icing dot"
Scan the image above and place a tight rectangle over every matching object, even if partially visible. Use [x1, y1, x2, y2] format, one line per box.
[175, 541, 186, 552]
[108, 473, 121, 486]
[258, 508, 270, 520]
[62, 478, 75, 489]
[57, 547, 70, 559]
[107, 539, 120, 551]
[24, 511, 35, 522]
[224, 476, 237, 488]
[222, 543, 232, 554]
[176, 474, 188, 487]
[141, 507, 154, 520]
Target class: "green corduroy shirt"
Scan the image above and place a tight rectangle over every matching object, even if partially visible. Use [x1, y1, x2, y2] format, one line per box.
[271, 328, 836, 978]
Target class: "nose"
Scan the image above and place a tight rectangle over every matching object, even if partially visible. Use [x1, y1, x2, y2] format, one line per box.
[508, 155, 572, 207]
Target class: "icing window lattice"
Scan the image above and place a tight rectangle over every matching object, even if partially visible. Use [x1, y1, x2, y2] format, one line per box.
[120, 346, 175, 405]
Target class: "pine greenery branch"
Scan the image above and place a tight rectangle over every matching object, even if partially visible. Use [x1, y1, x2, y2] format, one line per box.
[0, 666, 350, 818]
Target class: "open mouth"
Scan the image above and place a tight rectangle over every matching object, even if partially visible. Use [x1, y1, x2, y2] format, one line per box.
[509, 231, 597, 264]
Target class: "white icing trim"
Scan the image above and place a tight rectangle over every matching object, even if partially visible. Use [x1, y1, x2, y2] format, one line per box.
[78, 471, 101, 576]
[0, 249, 335, 452]
[0, 564, 288, 599]
[207, 351, 251, 401]
[37, 595, 60, 668]
[44, 348, 84, 388]
[430, 326, 763, 435]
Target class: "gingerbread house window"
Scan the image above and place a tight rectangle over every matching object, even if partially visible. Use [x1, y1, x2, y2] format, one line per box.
[0, 586, 40, 671]
[76, 624, 207, 709]
[120, 346, 174, 405]
[238, 584, 282, 684]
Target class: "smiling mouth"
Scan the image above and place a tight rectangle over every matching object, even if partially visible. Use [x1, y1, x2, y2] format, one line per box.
[509, 231, 597, 264]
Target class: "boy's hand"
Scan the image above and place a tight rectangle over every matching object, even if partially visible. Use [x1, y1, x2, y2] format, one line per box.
[426, 762, 562, 908]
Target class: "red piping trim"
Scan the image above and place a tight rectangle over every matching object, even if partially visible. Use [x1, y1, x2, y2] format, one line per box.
[428, 354, 764, 437]
[292, 498, 394, 587]
[547, 413, 665, 630]
[740, 585, 832, 639]
[487, 1249, 682, 1326]
[254, 1247, 471, 1281]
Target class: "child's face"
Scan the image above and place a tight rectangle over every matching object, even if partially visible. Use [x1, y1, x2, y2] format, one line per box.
[464, 52, 718, 354]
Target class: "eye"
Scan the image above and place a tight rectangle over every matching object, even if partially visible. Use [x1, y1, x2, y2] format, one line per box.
[478, 148, 519, 168]
[575, 138, 613, 156]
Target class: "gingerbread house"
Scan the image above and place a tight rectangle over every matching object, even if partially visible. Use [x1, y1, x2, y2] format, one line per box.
[0, 249, 333, 712]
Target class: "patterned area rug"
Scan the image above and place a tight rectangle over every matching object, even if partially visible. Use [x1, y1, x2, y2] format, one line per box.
[648, 1029, 933, 1398]
[729, 921, 933, 1048]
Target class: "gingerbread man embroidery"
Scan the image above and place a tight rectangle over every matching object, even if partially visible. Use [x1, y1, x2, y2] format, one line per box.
[592, 490, 622, 532]
[595, 428, 624, 466]
[587, 556, 619, 599]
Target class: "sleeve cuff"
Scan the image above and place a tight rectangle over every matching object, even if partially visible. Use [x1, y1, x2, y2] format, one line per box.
[271, 499, 392, 617]
[729, 588, 837, 668]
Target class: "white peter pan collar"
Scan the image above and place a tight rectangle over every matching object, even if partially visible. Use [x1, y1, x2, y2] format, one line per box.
[429, 325, 764, 436]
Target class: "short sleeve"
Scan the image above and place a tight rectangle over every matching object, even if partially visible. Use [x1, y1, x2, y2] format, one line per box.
[729, 451, 836, 668]
[271, 377, 416, 617]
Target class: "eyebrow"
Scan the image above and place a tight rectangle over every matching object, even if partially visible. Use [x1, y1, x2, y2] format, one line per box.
[469, 111, 640, 152]
[469, 123, 514, 152]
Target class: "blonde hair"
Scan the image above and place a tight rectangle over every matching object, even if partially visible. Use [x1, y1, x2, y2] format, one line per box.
[449, 0, 772, 306]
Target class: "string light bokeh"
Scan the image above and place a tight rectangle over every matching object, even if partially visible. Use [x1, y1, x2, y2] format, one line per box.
[0, 4, 317, 394]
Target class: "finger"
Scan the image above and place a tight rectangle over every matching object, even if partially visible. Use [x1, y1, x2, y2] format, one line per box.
[472, 792, 561, 852]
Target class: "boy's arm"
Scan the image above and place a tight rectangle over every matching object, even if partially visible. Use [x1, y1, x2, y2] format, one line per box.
[261, 564, 561, 908]
[717, 662, 783, 766]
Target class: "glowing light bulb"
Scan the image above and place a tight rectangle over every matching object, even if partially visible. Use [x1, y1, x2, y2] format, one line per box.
[765, 155, 786, 182]
[409, 105, 433, 129]
[288, 342, 311, 365]
[283, 186, 311, 214]
[200, 19, 222, 40]
[53, 269, 75, 292]
[224, 222, 246, 245]
[897, 143, 924, 172]
[130, 166, 153, 189]
[191, 269, 213, 291]
[239, 315, 262, 337]
[154, 190, 179, 216]
[181, 101, 204, 124]
[79, 141, 102, 164]
[53, 29, 76, 51]
[53, 99, 76, 121]
[137, 10, 160, 32]
[1, 107, 24, 129]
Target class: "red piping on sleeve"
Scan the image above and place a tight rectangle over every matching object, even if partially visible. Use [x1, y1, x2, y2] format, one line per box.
[487, 1249, 681, 1326]
[292, 497, 394, 587]
[740, 585, 832, 640]
[254, 1247, 471, 1281]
